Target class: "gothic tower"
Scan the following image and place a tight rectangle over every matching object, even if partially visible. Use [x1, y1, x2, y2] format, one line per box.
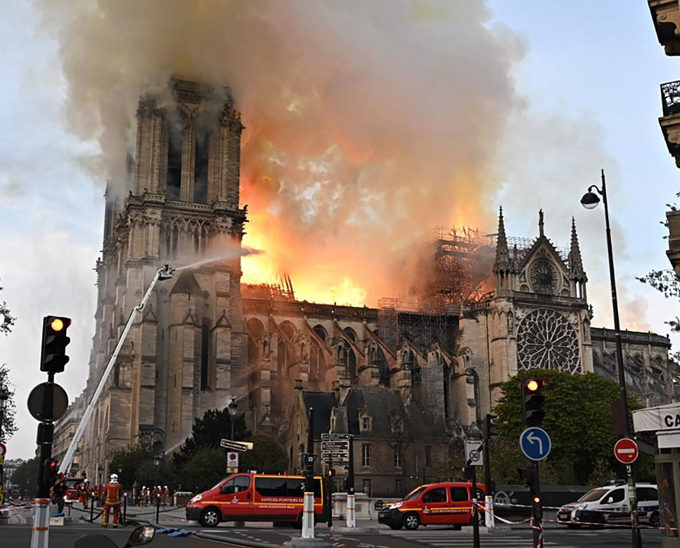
[81, 80, 248, 480]
[453, 210, 593, 427]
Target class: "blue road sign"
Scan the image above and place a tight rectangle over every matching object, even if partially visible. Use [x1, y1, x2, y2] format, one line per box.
[520, 427, 551, 461]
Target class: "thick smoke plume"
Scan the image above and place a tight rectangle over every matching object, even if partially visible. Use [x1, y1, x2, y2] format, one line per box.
[36, 0, 524, 305]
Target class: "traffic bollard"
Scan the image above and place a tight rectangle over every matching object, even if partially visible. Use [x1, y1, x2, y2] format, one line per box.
[123, 493, 127, 525]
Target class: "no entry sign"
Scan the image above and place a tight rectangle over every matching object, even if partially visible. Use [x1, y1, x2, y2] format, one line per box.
[614, 438, 639, 464]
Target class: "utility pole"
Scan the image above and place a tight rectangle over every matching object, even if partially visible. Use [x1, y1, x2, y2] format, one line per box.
[302, 407, 315, 539]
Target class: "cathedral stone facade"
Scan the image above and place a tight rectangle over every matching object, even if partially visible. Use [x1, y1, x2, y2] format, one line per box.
[57, 79, 675, 484]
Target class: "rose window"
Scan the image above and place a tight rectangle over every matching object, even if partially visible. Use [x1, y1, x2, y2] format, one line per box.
[516, 309, 580, 373]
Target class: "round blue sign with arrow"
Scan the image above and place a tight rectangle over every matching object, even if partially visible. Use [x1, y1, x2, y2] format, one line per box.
[520, 427, 551, 461]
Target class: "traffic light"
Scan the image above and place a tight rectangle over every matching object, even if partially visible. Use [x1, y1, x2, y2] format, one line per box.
[44, 458, 58, 488]
[521, 378, 545, 426]
[40, 316, 72, 373]
[484, 414, 498, 440]
[327, 468, 335, 478]
[519, 466, 543, 520]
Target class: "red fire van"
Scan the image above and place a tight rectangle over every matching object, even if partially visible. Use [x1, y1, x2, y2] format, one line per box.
[185, 473, 329, 527]
[378, 481, 486, 530]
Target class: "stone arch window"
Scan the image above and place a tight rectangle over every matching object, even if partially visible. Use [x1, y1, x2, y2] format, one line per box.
[194, 129, 210, 204]
[344, 327, 357, 342]
[166, 120, 182, 201]
[200, 321, 210, 389]
[280, 321, 297, 341]
[313, 325, 328, 342]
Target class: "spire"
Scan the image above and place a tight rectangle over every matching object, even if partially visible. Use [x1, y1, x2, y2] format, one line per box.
[494, 207, 511, 274]
[539, 209, 544, 237]
[569, 217, 587, 281]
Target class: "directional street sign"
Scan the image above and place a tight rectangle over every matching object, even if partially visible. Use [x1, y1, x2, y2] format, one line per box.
[321, 433, 351, 440]
[614, 438, 639, 464]
[220, 439, 253, 452]
[520, 427, 551, 461]
[321, 451, 350, 460]
[321, 440, 349, 451]
[465, 440, 484, 466]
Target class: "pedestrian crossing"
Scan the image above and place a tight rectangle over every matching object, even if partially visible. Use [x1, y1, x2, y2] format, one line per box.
[379, 529, 566, 547]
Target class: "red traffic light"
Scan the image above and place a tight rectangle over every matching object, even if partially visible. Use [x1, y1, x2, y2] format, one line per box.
[48, 459, 57, 468]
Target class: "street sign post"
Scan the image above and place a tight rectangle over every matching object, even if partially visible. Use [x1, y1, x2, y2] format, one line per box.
[220, 439, 253, 452]
[226, 451, 239, 474]
[520, 427, 551, 461]
[465, 440, 484, 466]
[614, 438, 639, 464]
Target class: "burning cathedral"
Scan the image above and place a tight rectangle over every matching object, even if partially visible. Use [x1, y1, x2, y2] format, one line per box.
[54, 80, 676, 494]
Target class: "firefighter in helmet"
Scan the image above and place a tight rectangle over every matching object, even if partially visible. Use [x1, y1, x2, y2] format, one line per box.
[102, 474, 124, 527]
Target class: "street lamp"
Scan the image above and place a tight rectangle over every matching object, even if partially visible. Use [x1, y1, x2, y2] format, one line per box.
[581, 169, 641, 548]
[228, 397, 238, 440]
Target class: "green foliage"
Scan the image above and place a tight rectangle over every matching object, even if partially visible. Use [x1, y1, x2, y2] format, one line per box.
[0, 363, 17, 441]
[0, 280, 15, 335]
[11, 456, 39, 495]
[494, 369, 643, 485]
[240, 434, 287, 473]
[174, 408, 250, 467]
[179, 448, 227, 493]
[109, 443, 153, 488]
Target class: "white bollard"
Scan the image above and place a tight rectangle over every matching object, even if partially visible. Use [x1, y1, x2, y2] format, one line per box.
[301, 491, 315, 538]
[346, 494, 356, 528]
[30, 498, 50, 548]
[485, 495, 495, 528]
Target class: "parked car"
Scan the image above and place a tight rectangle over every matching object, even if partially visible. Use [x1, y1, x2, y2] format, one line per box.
[185, 473, 329, 527]
[557, 481, 659, 528]
[378, 481, 486, 530]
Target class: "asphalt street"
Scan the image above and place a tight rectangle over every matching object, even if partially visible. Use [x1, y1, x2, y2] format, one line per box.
[0, 503, 665, 548]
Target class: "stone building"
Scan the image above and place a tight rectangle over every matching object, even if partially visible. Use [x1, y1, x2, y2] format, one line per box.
[59, 78, 676, 484]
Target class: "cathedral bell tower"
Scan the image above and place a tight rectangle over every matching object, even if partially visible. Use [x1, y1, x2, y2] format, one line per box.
[82, 79, 248, 477]
[455, 209, 593, 427]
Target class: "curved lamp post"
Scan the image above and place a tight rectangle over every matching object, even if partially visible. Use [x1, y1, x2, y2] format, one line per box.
[581, 169, 640, 548]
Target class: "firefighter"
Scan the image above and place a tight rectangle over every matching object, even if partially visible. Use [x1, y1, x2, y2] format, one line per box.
[52, 473, 67, 514]
[102, 474, 124, 527]
[163, 486, 170, 506]
[78, 478, 90, 508]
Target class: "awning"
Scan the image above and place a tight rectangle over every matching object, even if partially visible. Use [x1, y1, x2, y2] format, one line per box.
[632, 403, 680, 433]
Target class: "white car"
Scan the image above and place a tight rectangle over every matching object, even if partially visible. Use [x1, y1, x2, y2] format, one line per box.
[557, 482, 659, 528]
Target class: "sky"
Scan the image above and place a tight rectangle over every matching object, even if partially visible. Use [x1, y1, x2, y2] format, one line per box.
[1, 0, 679, 461]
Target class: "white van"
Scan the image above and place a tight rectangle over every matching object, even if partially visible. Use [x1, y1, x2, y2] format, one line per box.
[557, 482, 659, 528]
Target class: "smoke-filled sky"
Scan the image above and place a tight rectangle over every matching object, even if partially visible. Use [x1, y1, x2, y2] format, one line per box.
[1, 0, 679, 459]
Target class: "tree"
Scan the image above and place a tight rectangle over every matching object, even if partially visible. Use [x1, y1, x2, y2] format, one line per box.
[0, 363, 17, 441]
[179, 448, 227, 494]
[11, 456, 39, 496]
[109, 443, 154, 488]
[0, 279, 15, 335]
[174, 408, 250, 467]
[240, 434, 287, 473]
[638, 269, 680, 361]
[493, 369, 644, 485]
